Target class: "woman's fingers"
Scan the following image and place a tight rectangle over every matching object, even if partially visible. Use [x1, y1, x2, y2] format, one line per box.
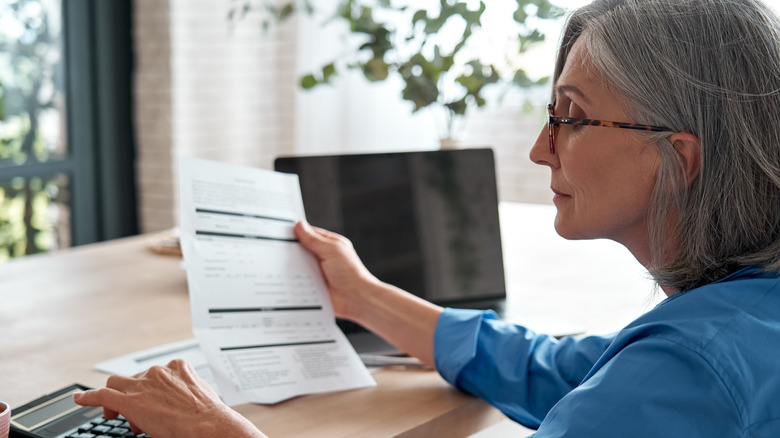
[107, 374, 140, 392]
[294, 221, 326, 254]
[311, 224, 345, 241]
[73, 387, 124, 420]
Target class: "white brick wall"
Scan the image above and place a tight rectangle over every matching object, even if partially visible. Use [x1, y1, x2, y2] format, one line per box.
[134, 0, 175, 232]
[133, 0, 298, 232]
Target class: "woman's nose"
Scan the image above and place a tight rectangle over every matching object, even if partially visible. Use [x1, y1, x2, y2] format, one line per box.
[529, 124, 558, 168]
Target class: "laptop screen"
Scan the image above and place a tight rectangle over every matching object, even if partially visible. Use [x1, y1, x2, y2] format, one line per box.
[274, 148, 506, 306]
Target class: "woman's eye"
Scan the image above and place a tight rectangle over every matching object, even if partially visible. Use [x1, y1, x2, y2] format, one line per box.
[565, 102, 585, 131]
[568, 102, 585, 118]
[553, 97, 571, 115]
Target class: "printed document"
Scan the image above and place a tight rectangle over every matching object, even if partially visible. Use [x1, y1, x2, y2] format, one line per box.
[178, 157, 375, 405]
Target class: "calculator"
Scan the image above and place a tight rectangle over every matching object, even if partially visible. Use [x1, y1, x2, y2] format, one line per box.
[10, 384, 151, 438]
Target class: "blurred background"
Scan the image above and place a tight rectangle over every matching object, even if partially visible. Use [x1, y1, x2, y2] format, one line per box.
[2, 0, 720, 262]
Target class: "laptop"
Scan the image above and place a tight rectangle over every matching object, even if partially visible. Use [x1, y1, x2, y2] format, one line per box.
[275, 148, 515, 354]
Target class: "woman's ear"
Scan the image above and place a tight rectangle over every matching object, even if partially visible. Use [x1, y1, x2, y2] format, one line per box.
[670, 133, 701, 185]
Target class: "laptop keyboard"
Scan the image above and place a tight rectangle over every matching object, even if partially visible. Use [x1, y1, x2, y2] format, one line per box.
[338, 318, 368, 334]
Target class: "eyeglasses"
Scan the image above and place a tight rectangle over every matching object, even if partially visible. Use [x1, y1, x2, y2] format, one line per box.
[547, 103, 674, 154]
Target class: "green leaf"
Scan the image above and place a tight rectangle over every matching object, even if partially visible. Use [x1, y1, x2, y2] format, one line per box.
[398, 53, 441, 110]
[432, 46, 454, 72]
[400, 53, 443, 85]
[453, 60, 499, 110]
[535, 75, 551, 86]
[530, 29, 545, 42]
[445, 98, 468, 115]
[412, 9, 427, 25]
[302, 0, 315, 15]
[371, 28, 393, 57]
[322, 63, 337, 82]
[264, 3, 277, 18]
[424, 0, 457, 34]
[337, 1, 353, 20]
[461, 60, 499, 89]
[512, 69, 534, 87]
[518, 28, 545, 51]
[402, 75, 439, 111]
[301, 62, 340, 89]
[452, 39, 467, 55]
[363, 58, 389, 81]
[300, 74, 318, 89]
[513, 7, 528, 23]
[278, 3, 295, 21]
[352, 7, 379, 34]
[535, 0, 565, 19]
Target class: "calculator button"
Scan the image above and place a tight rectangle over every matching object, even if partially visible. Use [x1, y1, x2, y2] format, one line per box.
[103, 419, 125, 427]
[107, 426, 130, 436]
[91, 425, 113, 434]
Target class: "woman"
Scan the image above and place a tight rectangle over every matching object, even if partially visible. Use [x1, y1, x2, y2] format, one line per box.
[75, 0, 780, 436]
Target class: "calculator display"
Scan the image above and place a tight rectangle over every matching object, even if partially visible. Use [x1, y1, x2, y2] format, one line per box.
[13, 391, 81, 430]
[12, 384, 150, 438]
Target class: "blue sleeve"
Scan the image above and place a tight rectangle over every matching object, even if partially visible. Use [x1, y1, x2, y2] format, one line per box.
[434, 308, 614, 428]
[534, 337, 741, 437]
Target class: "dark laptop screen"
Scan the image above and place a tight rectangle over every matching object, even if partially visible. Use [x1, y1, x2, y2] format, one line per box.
[274, 148, 506, 305]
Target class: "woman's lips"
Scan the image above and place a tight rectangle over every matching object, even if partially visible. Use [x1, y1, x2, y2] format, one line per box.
[551, 187, 571, 203]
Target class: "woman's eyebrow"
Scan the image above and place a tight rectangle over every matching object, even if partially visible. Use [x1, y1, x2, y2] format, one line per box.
[554, 84, 592, 105]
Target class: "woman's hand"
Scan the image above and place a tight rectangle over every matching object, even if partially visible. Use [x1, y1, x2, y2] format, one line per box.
[73, 359, 266, 438]
[294, 221, 443, 366]
[294, 221, 381, 321]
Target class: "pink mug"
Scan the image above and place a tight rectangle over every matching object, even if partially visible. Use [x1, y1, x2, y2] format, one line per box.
[0, 401, 10, 438]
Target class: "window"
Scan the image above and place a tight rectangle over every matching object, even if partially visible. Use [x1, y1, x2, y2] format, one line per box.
[0, 0, 137, 261]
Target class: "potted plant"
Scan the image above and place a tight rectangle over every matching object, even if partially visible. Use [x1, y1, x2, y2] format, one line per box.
[230, 0, 563, 146]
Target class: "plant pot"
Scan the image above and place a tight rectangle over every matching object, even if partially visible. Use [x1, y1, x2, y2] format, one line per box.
[439, 137, 461, 149]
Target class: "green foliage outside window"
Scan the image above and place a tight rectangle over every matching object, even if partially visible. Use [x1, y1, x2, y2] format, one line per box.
[0, 175, 67, 261]
[0, 0, 69, 261]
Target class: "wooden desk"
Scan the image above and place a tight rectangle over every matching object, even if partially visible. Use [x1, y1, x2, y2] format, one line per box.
[0, 234, 505, 438]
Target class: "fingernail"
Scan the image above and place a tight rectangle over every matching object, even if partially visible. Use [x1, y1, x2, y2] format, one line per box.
[73, 392, 83, 401]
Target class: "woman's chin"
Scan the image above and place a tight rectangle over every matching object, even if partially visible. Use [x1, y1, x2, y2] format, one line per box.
[553, 215, 592, 241]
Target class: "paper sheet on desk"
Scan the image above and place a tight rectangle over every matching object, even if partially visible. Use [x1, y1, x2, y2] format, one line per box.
[95, 338, 217, 389]
[178, 157, 375, 405]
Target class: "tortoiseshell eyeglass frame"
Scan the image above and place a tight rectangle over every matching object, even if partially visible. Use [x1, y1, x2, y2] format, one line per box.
[547, 103, 674, 154]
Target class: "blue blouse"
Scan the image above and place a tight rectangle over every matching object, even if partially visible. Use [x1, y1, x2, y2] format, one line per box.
[434, 267, 780, 437]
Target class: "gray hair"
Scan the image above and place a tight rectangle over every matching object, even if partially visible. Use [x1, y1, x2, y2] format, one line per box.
[555, 0, 780, 292]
